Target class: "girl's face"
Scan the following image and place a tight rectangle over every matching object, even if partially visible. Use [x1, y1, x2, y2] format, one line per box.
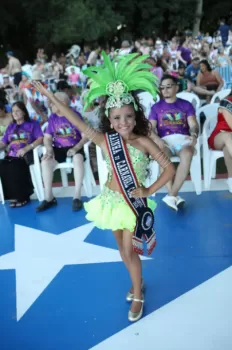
[109, 104, 136, 137]
[12, 105, 25, 123]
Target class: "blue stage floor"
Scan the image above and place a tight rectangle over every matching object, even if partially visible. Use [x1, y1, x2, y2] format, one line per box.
[0, 191, 232, 350]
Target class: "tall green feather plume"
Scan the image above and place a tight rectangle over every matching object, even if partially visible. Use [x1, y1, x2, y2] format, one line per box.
[83, 51, 158, 111]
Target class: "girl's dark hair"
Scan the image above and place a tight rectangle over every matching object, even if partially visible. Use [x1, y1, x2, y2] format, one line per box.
[200, 59, 212, 72]
[12, 101, 31, 122]
[99, 93, 152, 137]
[0, 100, 6, 112]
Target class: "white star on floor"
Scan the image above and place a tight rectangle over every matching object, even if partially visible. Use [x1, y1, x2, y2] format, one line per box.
[0, 223, 150, 321]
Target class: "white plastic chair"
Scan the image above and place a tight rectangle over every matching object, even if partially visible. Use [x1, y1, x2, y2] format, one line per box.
[196, 103, 219, 180]
[41, 121, 48, 133]
[202, 113, 224, 190]
[177, 91, 201, 110]
[0, 146, 45, 204]
[148, 113, 202, 195]
[210, 89, 231, 104]
[34, 142, 96, 201]
[96, 146, 108, 190]
[137, 92, 160, 118]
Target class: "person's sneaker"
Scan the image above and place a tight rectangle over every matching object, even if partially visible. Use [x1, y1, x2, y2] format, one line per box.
[72, 198, 83, 211]
[176, 195, 185, 208]
[36, 198, 57, 212]
[162, 195, 178, 211]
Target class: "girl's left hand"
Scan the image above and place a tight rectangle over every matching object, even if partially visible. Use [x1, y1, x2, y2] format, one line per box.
[130, 186, 150, 198]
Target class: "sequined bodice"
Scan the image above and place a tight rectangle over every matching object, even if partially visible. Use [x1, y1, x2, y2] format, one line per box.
[105, 143, 149, 185]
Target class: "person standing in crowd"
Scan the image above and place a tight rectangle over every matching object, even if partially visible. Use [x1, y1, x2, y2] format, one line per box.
[6, 51, 22, 86]
[86, 45, 101, 66]
[0, 101, 43, 207]
[149, 75, 199, 210]
[219, 19, 230, 48]
[177, 37, 192, 66]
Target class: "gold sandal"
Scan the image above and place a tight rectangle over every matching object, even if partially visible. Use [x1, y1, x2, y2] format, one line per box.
[128, 294, 144, 322]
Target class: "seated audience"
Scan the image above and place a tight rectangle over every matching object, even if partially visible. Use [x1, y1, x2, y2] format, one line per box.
[208, 91, 232, 192]
[0, 101, 13, 140]
[0, 102, 43, 207]
[149, 75, 199, 210]
[184, 57, 200, 84]
[196, 60, 224, 99]
[36, 92, 87, 212]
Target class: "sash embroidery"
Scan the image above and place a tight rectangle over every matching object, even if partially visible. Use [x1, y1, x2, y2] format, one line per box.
[105, 131, 156, 256]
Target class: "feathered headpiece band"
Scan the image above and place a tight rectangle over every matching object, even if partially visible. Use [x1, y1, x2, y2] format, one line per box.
[83, 51, 158, 116]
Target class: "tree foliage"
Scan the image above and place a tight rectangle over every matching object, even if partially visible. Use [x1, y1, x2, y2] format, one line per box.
[0, 0, 231, 61]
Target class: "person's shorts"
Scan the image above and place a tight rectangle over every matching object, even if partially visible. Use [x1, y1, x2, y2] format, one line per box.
[53, 147, 85, 163]
[162, 134, 195, 155]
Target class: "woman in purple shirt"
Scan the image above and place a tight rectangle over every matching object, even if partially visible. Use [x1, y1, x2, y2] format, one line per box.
[0, 101, 43, 207]
[177, 37, 192, 66]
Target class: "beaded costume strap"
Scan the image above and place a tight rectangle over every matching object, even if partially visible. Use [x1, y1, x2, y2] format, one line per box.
[152, 151, 171, 169]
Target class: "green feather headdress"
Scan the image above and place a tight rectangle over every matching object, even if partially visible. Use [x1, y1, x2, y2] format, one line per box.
[83, 51, 158, 116]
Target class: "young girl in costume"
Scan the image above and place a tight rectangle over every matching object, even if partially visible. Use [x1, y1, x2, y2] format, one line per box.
[34, 52, 175, 322]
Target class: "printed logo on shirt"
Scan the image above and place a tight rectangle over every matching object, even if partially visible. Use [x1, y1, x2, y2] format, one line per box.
[9, 131, 30, 144]
[163, 112, 184, 124]
[55, 124, 76, 139]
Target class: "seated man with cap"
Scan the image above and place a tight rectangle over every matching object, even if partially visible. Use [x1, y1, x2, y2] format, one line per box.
[23, 70, 48, 125]
[36, 92, 86, 212]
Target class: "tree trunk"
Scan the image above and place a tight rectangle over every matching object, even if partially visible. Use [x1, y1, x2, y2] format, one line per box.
[192, 0, 203, 37]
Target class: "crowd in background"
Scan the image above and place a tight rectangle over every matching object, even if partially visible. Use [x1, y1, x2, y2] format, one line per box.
[0, 22, 232, 209]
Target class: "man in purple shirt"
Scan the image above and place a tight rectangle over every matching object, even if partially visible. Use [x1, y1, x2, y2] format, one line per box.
[149, 75, 199, 210]
[36, 92, 87, 212]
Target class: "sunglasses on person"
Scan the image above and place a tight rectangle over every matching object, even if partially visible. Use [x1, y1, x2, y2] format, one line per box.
[160, 84, 176, 91]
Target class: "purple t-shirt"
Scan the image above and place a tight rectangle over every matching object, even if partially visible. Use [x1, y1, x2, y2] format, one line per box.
[2, 120, 43, 157]
[45, 111, 83, 148]
[149, 98, 195, 138]
[178, 46, 191, 64]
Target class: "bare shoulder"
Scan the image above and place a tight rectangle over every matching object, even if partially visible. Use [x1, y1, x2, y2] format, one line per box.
[138, 135, 160, 153]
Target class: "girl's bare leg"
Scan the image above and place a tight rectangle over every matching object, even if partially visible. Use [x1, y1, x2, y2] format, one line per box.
[122, 229, 143, 313]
